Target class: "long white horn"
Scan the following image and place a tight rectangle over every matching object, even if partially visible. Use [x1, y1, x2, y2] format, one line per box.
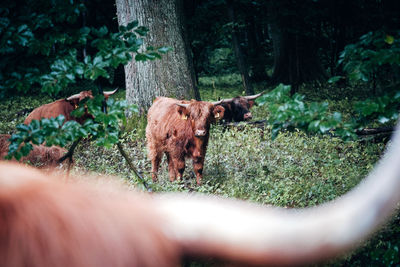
[244, 92, 264, 100]
[175, 103, 189, 109]
[103, 88, 118, 96]
[211, 100, 224, 105]
[66, 93, 81, 101]
[156, 124, 400, 265]
[213, 98, 234, 104]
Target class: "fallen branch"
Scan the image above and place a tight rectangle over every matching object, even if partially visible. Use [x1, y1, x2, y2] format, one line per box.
[116, 141, 151, 192]
[355, 126, 394, 135]
[57, 137, 82, 174]
[223, 120, 395, 138]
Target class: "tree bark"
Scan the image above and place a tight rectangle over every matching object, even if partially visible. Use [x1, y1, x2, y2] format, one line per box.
[115, 0, 199, 112]
[227, 0, 254, 95]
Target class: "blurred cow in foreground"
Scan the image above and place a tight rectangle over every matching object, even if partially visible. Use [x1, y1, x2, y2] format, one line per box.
[217, 92, 263, 122]
[0, 134, 67, 168]
[1, 123, 400, 266]
[146, 97, 225, 185]
[24, 89, 118, 125]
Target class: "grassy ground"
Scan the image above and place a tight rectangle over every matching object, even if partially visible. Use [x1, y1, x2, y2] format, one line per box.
[0, 79, 398, 266]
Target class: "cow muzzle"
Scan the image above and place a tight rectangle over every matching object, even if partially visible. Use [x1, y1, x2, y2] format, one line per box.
[244, 112, 252, 120]
[194, 129, 207, 137]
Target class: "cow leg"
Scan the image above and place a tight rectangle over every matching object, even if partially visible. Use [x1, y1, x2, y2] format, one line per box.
[193, 157, 205, 185]
[172, 156, 185, 182]
[150, 152, 162, 182]
[166, 152, 177, 182]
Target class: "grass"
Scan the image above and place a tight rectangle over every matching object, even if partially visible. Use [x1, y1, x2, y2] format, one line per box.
[0, 79, 397, 266]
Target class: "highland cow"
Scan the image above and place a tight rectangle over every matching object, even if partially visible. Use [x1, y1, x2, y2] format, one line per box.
[146, 97, 224, 185]
[0, 134, 67, 168]
[24, 89, 117, 125]
[218, 92, 263, 122]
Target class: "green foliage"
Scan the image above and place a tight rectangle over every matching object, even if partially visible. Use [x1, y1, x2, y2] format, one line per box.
[354, 91, 400, 126]
[1, 0, 171, 160]
[0, 1, 170, 98]
[257, 84, 357, 140]
[198, 73, 242, 88]
[338, 30, 400, 84]
[7, 97, 138, 159]
[39, 21, 169, 97]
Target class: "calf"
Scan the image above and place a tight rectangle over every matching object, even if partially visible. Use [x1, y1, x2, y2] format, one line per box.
[0, 134, 67, 168]
[218, 92, 263, 122]
[146, 97, 224, 185]
[24, 89, 118, 125]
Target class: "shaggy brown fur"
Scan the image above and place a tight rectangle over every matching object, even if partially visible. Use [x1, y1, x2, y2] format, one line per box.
[24, 90, 117, 125]
[218, 93, 263, 122]
[0, 162, 179, 267]
[220, 96, 255, 122]
[146, 97, 224, 185]
[0, 134, 67, 168]
[24, 91, 93, 125]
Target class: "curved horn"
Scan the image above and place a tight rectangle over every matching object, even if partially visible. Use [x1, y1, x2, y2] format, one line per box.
[103, 88, 118, 96]
[157, 123, 400, 265]
[244, 92, 264, 100]
[66, 93, 81, 101]
[211, 100, 224, 105]
[175, 103, 189, 109]
[212, 98, 234, 105]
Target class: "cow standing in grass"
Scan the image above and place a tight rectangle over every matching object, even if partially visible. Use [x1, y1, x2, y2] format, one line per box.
[218, 92, 263, 122]
[146, 97, 224, 185]
[24, 89, 118, 125]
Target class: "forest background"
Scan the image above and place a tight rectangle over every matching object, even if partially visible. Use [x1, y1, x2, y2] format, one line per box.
[1, 0, 400, 265]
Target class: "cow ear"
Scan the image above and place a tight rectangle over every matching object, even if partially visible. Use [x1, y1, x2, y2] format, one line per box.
[176, 105, 190, 120]
[213, 105, 225, 121]
[249, 100, 255, 108]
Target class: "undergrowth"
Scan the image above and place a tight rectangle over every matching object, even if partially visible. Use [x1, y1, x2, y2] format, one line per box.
[0, 81, 397, 266]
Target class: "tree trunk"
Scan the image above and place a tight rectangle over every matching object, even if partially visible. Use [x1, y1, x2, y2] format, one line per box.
[227, 0, 254, 95]
[115, 0, 199, 112]
[268, 2, 328, 94]
[245, 13, 268, 83]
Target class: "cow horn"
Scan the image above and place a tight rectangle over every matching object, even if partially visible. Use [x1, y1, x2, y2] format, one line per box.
[157, 123, 400, 265]
[103, 88, 118, 96]
[66, 93, 81, 101]
[244, 92, 264, 100]
[212, 98, 234, 105]
[175, 103, 189, 109]
[211, 100, 224, 105]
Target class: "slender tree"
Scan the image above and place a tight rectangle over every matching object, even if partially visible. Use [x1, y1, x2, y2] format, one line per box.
[268, 0, 328, 94]
[115, 0, 200, 111]
[227, 0, 254, 95]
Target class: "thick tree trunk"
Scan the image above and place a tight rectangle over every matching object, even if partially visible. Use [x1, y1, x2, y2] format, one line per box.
[270, 25, 328, 94]
[227, 0, 254, 95]
[115, 0, 199, 112]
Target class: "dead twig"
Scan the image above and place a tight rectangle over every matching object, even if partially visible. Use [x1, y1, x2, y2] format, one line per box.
[117, 142, 151, 192]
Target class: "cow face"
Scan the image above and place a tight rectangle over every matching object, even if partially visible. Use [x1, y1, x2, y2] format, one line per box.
[217, 92, 263, 122]
[66, 90, 93, 108]
[66, 89, 118, 107]
[66, 89, 118, 122]
[231, 96, 254, 121]
[177, 101, 224, 137]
